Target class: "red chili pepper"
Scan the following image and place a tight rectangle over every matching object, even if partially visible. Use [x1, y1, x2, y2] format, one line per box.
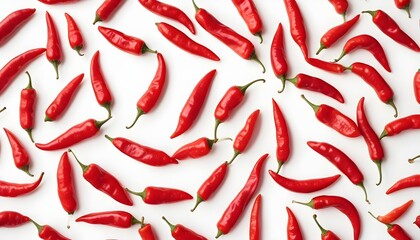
[162, 216, 207, 240]
[3, 128, 33, 176]
[30, 220, 69, 240]
[394, 0, 411, 18]
[45, 73, 84, 122]
[313, 214, 340, 240]
[0, 48, 45, 95]
[191, 162, 228, 212]
[69, 149, 133, 206]
[193, 1, 265, 72]
[0, 211, 30, 227]
[216, 153, 268, 238]
[57, 152, 77, 216]
[39, 0, 77, 4]
[0, 172, 44, 197]
[94, 0, 123, 24]
[328, 0, 348, 20]
[316, 14, 359, 55]
[138, 217, 157, 240]
[20, 72, 36, 143]
[231, 0, 263, 43]
[45, 11, 62, 80]
[307, 142, 369, 203]
[283, 0, 308, 58]
[334, 34, 391, 72]
[90, 50, 113, 117]
[286, 207, 303, 240]
[414, 215, 420, 228]
[269, 170, 340, 193]
[293, 195, 360, 240]
[386, 174, 420, 194]
[249, 194, 261, 240]
[380, 114, 420, 139]
[105, 135, 178, 166]
[127, 53, 166, 129]
[362, 10, 419, 52]
[0, 8, 35, 45]
[171, 69, 216, 139]
[138, 0, 195, 34]
[301, 95, 360, 138]
[413, 69, 420, 104]
[64, 13, 84, 56]
[126, 186, 192, 204]
[377, 200, 413, 224]
[172, 137, 217, 160]
[272, 99, 290, 173]
[306, 57, 346, 74]
[368, 212, 412, 240]
[76, 211, 141, 228]
[271, 23, 288, 90]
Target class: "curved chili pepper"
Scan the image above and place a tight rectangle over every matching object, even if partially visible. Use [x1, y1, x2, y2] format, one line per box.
[30, 220, 69, 240]
[316, 14, 359, 55]
[162, 216, 207, 240]
[94, 0, 123, 24]
[20, 72, 36, 142]
[334, 34, 391, 72]
[0, 8, 35, 45]
[126, 186, 192, 204]
[413, 69, 420, 104]
[127, 53, 166, 129]
[0, 211, 30, 227]
[231, 0, 263, 43]
[0, 172, 43, 197]
[306, 57, 346, 74]
[90, 50, 113, 117]
[193, 1, 265, 73]
[286, 207, 303, 240]
[328, 0, 348, 20]
[394, 0, 411, 18]
[171, 69, 216, 138]
[377, 200, 413, 224]
[380, 114, 420, 139]
[269, 170, 340, 193]
[307, 142, 369, 203]
[105, 135, 178, 166]
[386, 174, 420, 194]
[272, 99, 290, 173]
[139, 0, 195, 34]
[45, 73, 84, 122]
[57, 152, 77, 216]
[271, 23, 288, 91]
[39, 0, 77, 3]
[64, 13, 84, 56]
[45, 11, 62, 79]
[301, 95, 360, 138]
[4, 128, 32, 176]
[138, 217, 157, 240]
[76, 211, 141, 228]
[216, 153, 268, 238]
[368, 212, 412, 240]
[283, 0, 308, 58]
[172, 137, 217, 160]
[249, 194, 261, 240]
[414, 215, 420, 228]
[362, 10, 419, 52]
[313, 214, 340, 240]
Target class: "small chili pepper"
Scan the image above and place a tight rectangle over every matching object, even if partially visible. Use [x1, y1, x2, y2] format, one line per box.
[286, 207, 303, 240]
[316, 14, 359, 55]
[293, 195, 360, 240]
[93, 0, 123, 24]
[126, 53, 166, 129]
[334, 34, 391, 72]
[231, 0, 263, 43]
[272, 99, 290, 173]
[313, 214, 340, 240]
[394, 0, 411, 18]
[414, 215, 420, 228]
[328, 0, 348, 20]
[193, 0, 265, 73]
[171, 69, 216, 139]
[0, 211, 29, 227]
[44, 73, 84, 122]
[283, 0, 308, 57]
[105, 135, 178, 166]
[306, 57, 346, 74]
[216, 153, 268, 238]
[45, 11, 62, 79]
[90, 50, 113, 117]
[380, 114, 420, 139]
[162, 216, 207, 240]
[20, 72, 36, 143]
[249, 194, 261, 240]
[64, 13, 84, 56]
[172, 137, 220, 160]
[386, 174, 420, 194]
[57, 152, 77, 216]
[0, 172, 44, 197]
[413, 69, 420, 104]
[362, 10, 419, 52]
[138, 217, 157, 240]
[377, 200, 413, 224]
[76, 211, 141, 228]
[270, 23, 288, 91]
[0, 8, 35, 46]
[301, 95, 360, 138]
[307, 142, 369, 203]
[35, 117, 111, 151]
[126, 186, 192, 204]
[3, 128, 33, 176]
[368, 212, 412, 240]
[69, 149, 133, 206]
[39, 0, 77, 3]
[30, 220, 69, 240]
[213, 79, 265, 140]
[191, 162, 228, 212]
[269, 170, 340, 193]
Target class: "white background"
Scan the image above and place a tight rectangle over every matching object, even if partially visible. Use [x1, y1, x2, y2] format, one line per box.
[0, 0, 419, 239]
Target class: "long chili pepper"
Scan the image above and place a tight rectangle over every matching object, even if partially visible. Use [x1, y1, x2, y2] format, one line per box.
[271, 23, 288, 91]
[90, 50, 113, 117]
[126, 186, 192, 204]
[334, 34, 391, 72]
[162, 216, 207, 240]
[293, 195, 360, 240]
[4, 128, 33, 176]
[307, 141, 369, 203]
[20, 72, 36, 143]
[249, 194, 261, 240]
[138, 217, 157, 240]
[286, 207, 303, 240]
[386, 174, 420, 194]
[301, 95, 360, 138]
[283, 0, 308, 57]
[328, 0, 348, 20]
[306, 57, 346, 74]
[69, 149, 133, 206]
[368, 212, 412, 240]
[394, 0, 411, 18]
[362, 10, 419, 52]
[413, 69, 420, 104]
[127, 53, 166, 129]
[216, 153, 268, 238]
[64, 13, 84, 56]
[45, 73, 84, 122]
[30, 220, 69, 240]
[380, 114, 420, 139]
[0, 211, 30, 227]
[39, 0, 77, 3]
[272, 99, 290, 173]
[35, 117, 111, 151]
[139, 0, 195, 34]
[193, 1, 265, 73]
[105, 135, 178, 166]
[0, 172, 44, 197]
[171, 69, 216, 139]
[213, 79, 265, 140]
[76, 211, 141, 228]
[93, 0, 123, 24]
[45, 11, 62, 79]
[269, 170, 340, 193]
[231, 0, 263, 43]
[377, 200, 413, 224]
[172, 137, 226, 160]
[356, 97, 384, 185]
[313, 214, 340, 240]
[57, 152, 77, 216]
[316, 14, 359, 55]
[414, 216, 420, 228]
[0, 8, 35, 46]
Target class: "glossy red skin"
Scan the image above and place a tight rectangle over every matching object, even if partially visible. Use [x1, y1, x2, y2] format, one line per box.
[0, 8, 35, 45]
[232, 0, 262, 35]
[139, 224, 157, 240]
[38, 225, 69, 240]
[57, 152, 77, 214]
[286, 207, 303, 240]
[20, 80, 36, 134]
[215, 87, 244, 122]
[172, 137, 213, 160]
[320, 15, 359, 49]
[95, 0, 123, 22]
[283, 0, 308, 57]
[377, 200, 413, 224]
[383, 114, 420, 136]
[414, 215, 420, 228]
[322, 231, 340, 240]
[306, 57, 345, 73]
[386, 174, 420, 194]
[39, 0, 77, 3]
[291, 74, 344, 103]
[172, 224, 207, 240]
[413, 70, 420, 104]
[45, 12, 62, 63]
[271, 23, 288, 79]
[0, 211, 29, 227]
[90, 51, 112, 108]
[0, 173, 43, 197]
[249, 194, 261, 240]
[98, 26, 146, 55]
[141, 186, 192, 204]
[4, 128, 30, 170]
[313, 104, 360, 138]
[387, 224, 411, 240]
[394, 0, 410, 9]
[64, 13, 83, 52]
[234, 110, 260, 153]
[272, 99, 290, 165]
[76, 211, 137, 228]
[328, 0, 348, 14]
[197, 162, 228, 201]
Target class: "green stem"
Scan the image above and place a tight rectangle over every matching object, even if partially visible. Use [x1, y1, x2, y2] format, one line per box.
[190, 195, 203, 212]
[126, 108, 144, 129]
[50, 60, 60, 80]
[313, 214, 328, 236]
[292, 199, 314, 208]
[374, 161, 382, 186]
[26, 129, 34, 143]
[404, 6, 411, 18]
[379, 129, 388, 139]
[215, 229, 223, 239]
[316, 43, 325, 55]
[227, 151, 240, 165]
[131, 216, 142, 226]
[20, 165, 34, 177]
[361, 10, 377, 17]
[239, 79, 265, 94]
[141, 44, 157, 54]
[25, 71, 33, 89]
[95, 116, 112, 129]
[358, 182, 370, 204]
[334, 51, 346, 62]
[276, 161, 284, 174]
[126, 188, 145, 199]
[93, 14, 102, 25]
[162, 216, 176, 232]
[368, 211, 392, 228]
[214, 119, 221, 141]
[104, 134, 114, 142]
[301, 94, 320, 112]
[30, 219, 44, 233]
[255, 32, 263, 44]
[250, 52, 265, 73]
[387, 99, 398, 118]
[68, 149, 88, 172]
[277, 75, 287, 93]
[408, 155, 420, 163]
[0, 107, 5, 113]
[342, 12, 346, 22]
[192, 0, 199, 12]
[102, 102, 112, 118]
[74, 46, 84, 56]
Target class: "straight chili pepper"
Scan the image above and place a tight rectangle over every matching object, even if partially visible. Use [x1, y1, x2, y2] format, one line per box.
[162, 216, 207, 240]
[126, 186, 192, 204]
[0, 8, 35, 46]
[271, 23, 288, 90]
[4, 128, 33, 176]
[30, 220, 69, 240]
[286, 207, 303, 240]
[413, 69, 420, 104]
[39, 0, 77, 3]
[231, 0, 263, 43]
[283, 0, 308, 58]
[171, 69, 216, 139]
[368, 212, 412, 240]
[394, 0, 411, 18]
[20, 72, 36, 143]
[362, 10, 419, 52]
[380, 114, 420, 139]
[272, 99, 290, 173]
[90, 50, 113, 117]
[0, 211, 30, 227]
[306, 57, 346, 74]
[64, 13, 84, 56]
[0, 172, 44, 197]
[45, 11, 62, 79]
[414, 216, 420, 228]
[138, 217, 157, 240]
[76, 211, 141, 228]
[216, 153, 268, 238]
[313, 214, 340, 240]
[172, 137, 220, 160]
[386, 174, 420, 194]
[93, 0, 123, 24]
[249, 194, 261, 240]
[328, 0, 348, 20]
[377, 200, 413, 224]
[57, 152, 77, 216]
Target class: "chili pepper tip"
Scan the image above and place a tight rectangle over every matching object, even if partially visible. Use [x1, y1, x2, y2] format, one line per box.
[126, 108, 145, 129]
[379, 130, 388, 139]
[408, 155, 420, 163]
[250, 52, 265, 73]
[374, 161, 383, 186]
[190, 195, 203, 212]
[162, 216, 175, 232]
[215, 229, 223, 238]
[313, 214, 328, 236]
[301, 94, 320, 112]
[0, 107, 5, 113]
[316, 44, 326, 55]
[93, 14, 102, 25]
[358, 182, 370, 204]
[20, 165, 34, 177]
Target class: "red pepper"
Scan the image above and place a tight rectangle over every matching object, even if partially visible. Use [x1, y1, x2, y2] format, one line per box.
[377, 200, 413, 224]
[249, 195, 261, 240]
[394, 0, 411, 18]
[0, 211, 30, 227]
[126, 186, 192, 204]
[90, 50, 113, 117]
[57, 152, 77, 215]
[44, 73, 84, 121]
[105, 135, 178, 166]
[270, 23, 288, 90]
[306, 57, 346, 74]
[414, 215, 420, 228]
[69, 149, 133, 206]
[313, 214, 340, 240]
[138, 0, 195, 34]
[64, 13, 84, 56]
[386, 174, 420, 194]
[216, 153, 268, 238]
[3, 128, 33, 176]
[413, 69, 420, 104]
[231, 0, 263, 43]
[0, 8, 35, 45]
[127, 53, 166, 129]
[171, 69, 216, 138]
[39, 0, 77, 3]
[172, 137, 217, 160]
[272, 99, 290, 173]
[286, 207, 303, 240]
[76, 211, 141, 228]
[45, 11, 62, 80]
[368, 212, 412, 240]
[138, 217, 157, 240]
[30, 220, 69, 240]
[94, 0, 123, 24]
[20, 72, 36, 142]
[362, 10, 419, 52]
[269, 170, 340, 193]
[0, 172, 44, 197]
[283, 0, 308, 58]
[380, 114, 420, 139]
[162, 216, 207, 240]
[328, 0, 348, 20]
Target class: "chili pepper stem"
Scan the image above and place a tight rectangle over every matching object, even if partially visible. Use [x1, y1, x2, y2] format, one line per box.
[50, 60, 60, 79]
[301, 94, 320, 112]
[387, 100, 398, 118]
[250, 52, 265, 73]
[162, 216, 175, 232]
[25, 71, 33, 89]
[126, 108, 144, 129]
[214, 119, 221, 140]
[20, 165, 34, 177]
[277, 75, 287, 93]
[190, 195, 203, 212]
[93, 14, 102, 25]
[313, 214, 328, 236]
[361, 10, 377, 17]
[104, 134, 114, 142]
[408, 155, 420, 163]
[239, 79, 266, 93]
[0, 107, 5, 113]
[276, 161, 284, 174]
[139, 216, 145, 228]
[192, 0, 199, 12]
[74, 46, 84, 56]
[215, 229, 223, 238]
[44, 115, 52, 122]
[125, 188, 146, 199]
[379, 130, 388, 139]
[141, 44, 157, 54]
[227, 151, 240, 165]
[358, 183, 370, 204]
[316, 44, 325, 55]
[30, 219, 43, 233]
[26, 129, 34, 143]
[368, 211, 393, 228]
[95, 116, 112, 129]
[334, 51, 346, 62]
[404, 6, 411, 18]
[68, 149, 88, 172]
[375, 161, 383, 186]
[342, 12, 346, 22]
[131, 216, 142, 226]
[102, 102, 112, 118]
[256, 32, 263, 44]
[292, 199, 314, 208]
